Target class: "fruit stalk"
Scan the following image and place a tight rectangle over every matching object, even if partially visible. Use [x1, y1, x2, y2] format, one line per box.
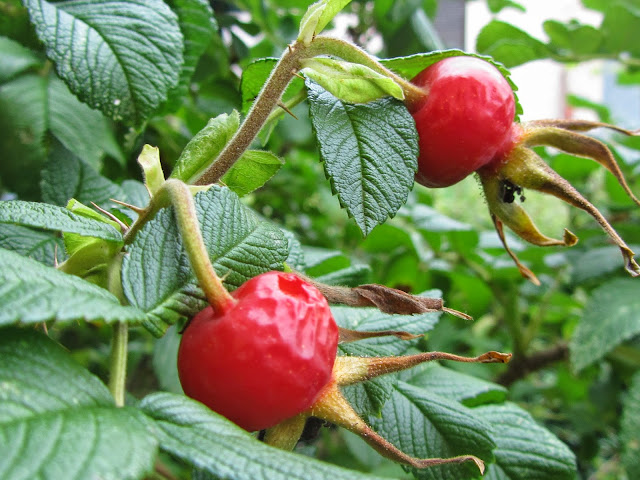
[125, 179, 234, 311]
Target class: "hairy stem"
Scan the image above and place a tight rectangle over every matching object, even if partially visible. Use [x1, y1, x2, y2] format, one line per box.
[108, 321, 128, 407]
[194, 42, 309, 185]
[124, 180, 234, 311]
[192, 35, 424, 186]
[163, 180, 235, 311]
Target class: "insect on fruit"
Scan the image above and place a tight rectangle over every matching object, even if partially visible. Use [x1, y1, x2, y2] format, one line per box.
[406, 54, 640, 283]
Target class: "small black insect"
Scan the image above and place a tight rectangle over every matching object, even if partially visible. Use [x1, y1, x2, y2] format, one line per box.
[501, 180, 525, 204]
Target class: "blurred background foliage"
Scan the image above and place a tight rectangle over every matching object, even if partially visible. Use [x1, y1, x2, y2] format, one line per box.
[2, 0, 640, 478]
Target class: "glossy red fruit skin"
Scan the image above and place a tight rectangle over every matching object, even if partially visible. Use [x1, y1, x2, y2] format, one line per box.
[177, 271, 338, 432]
[409, 56, 516, 188]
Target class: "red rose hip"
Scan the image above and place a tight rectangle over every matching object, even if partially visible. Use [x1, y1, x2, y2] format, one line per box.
[409, 56, 516, 187]
[177, 271, 339, 431]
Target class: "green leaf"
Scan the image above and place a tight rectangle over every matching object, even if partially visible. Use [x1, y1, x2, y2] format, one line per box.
[602, 4, 640, 57]
[170, 111, 240, 183]
[0, 73, 122, 198]
[221, 150, 284, 196]
[370, 381, 495, 479]
[0, 36, 40, 83]
[24, 0, 184, 125]
[476, 21, 551, 68]
[0, 74, 47, 199]
[163, 0, 217, 112]
[486, 0, 525, 13]
[46, 74, 122, 169]
[301, 57, 405, 103]
[0, 328, 157, 480]
[0, 200, 122, 242]
[0, 248, 145, 326]
[570, 278, 640, 372]
[121, 186, 289, 336]
[298, 0, 352, 43]
[306, 79, 418, 235]
[475, 403, 576, 479]
[543, 20, 602, 56]
[0, 224, 65, 266]
[141, 391, 387, 480]
[152, 325, 184, 394]
[621, 371, 640, 477]
[409, 204, 473, 232]
[41, 141, 126, 208]
[407, 363, 508, 407]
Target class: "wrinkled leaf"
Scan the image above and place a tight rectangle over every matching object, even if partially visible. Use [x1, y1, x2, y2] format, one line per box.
[24, 0, 184, 124]
[0, 200, 122, 242]
[0, 248, 145, 326]
[307, 79, 418, 235]
[476, 403, 576, 479]
[0, 328, 157, 480]
[122, 186, 289, 336]
[570, 278, 640, 372]
[141, 392, 388, 480]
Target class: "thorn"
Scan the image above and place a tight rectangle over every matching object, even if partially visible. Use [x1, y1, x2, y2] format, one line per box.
[294, 71, 305, 80]
[277, 101, 298, 119]
[111, 198, 145, 215]
[91, 202, 129, 231]
[53, 244, 59, 268]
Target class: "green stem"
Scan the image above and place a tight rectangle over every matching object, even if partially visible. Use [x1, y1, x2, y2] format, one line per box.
[192, 35, 425, 186]
[124, 180, 234, 311]
[108, 321, 128, 407]
[163, 180, 235, 311]
[194, 41, 310, 185]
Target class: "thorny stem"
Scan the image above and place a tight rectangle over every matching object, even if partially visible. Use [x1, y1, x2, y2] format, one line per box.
[193, 36, 425, 186]
[108, 321, 128, 407]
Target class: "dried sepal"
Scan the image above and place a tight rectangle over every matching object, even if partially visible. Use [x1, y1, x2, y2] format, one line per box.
[525, 118, 638, 136]
[479, 145, 640, 278]
[490, 214, 541, 285]
[263, 346, 511, 472]
[333, 350, 512, 386]
[521, 125, 640, 207]
[302, 274, 472, 319]
[310, 382, 486, 474]
[338, 327, 421, 343]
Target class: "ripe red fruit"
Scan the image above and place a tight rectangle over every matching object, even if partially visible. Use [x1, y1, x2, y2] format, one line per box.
[177, 271, 339, 432]
[409, 56, 516, 188]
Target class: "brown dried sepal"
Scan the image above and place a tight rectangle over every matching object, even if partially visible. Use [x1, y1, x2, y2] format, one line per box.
[300, 274, 472, 320]
[338, 327, 421, 343]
